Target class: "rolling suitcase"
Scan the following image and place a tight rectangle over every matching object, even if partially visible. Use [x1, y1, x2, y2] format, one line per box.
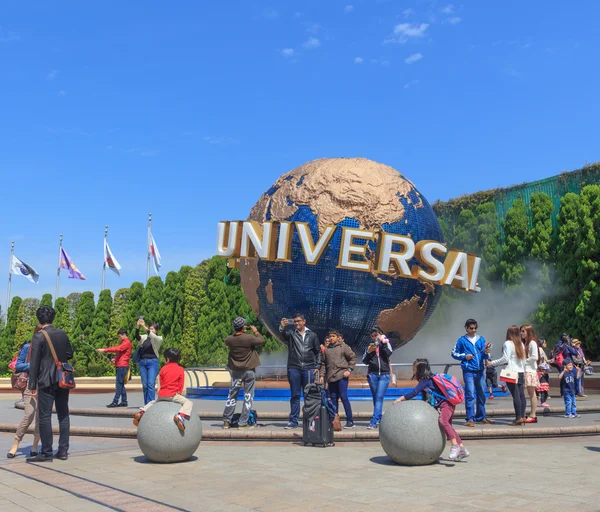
[302, 404, 334, 447]
[302, 380, 335, 447]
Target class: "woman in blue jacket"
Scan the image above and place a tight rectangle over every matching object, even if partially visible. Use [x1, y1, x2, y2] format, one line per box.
[7, 335, 40, 458]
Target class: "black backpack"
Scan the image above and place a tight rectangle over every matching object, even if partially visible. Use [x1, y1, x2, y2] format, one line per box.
[231, 409, 258, 427]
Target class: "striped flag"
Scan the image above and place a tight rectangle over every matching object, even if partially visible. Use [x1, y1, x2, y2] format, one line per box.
[150, 233, 161, 274]
[104, 239, 121, 276]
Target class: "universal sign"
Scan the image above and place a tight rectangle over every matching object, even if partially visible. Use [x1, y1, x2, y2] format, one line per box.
[217, 221, 482, 292]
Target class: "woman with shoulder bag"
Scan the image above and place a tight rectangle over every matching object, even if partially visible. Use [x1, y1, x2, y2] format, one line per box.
[7, 326, 42, 458]
[488, 325, 526, 426]
[135, 319, 163, 405]
[363, 328, 393, 430]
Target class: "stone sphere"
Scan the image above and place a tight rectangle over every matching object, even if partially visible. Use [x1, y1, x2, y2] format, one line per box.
[137, 401, 202, 463]
[379, 400, 446, 466]
[239, 158, 444, 355]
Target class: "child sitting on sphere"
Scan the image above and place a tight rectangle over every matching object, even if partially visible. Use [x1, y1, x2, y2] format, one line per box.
[395, 359, 469, 461]
[133, 348, 193, 431]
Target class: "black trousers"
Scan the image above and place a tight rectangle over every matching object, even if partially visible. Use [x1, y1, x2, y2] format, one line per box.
[507, 372, 526, 420]
[38, 384, 70, 457]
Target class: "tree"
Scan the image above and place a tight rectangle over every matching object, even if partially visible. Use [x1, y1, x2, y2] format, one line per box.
[14, 298, 40, 352]
[109, 288, 130, 344]
[54, 297, 68, 332]
[572, 185, 600, 354]
[500, 197, 529, 286]
[450, 209, 478, 252]
[158, 268, 191, 355]
[40, 294, 53, 308]
[141, 276, 164, 325]
[180, 263, 209, 367]
[124, 282, 144, 337]
[0, 297, 22, 371]
[64, 293, 81, 339]
[526, 192, 555, 291]
[71, 291, 95, 374]
[88, 289, 113, 375]
[475, 201, 502, 284]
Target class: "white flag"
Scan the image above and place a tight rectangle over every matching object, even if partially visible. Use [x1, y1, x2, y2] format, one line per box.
[149, 233, 162, 275]
[104, 239, 121, 276]
[11, 255, 40, 283]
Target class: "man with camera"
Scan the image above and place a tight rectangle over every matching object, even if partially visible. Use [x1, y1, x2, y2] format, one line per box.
[279, 314, 322, 429]
[223, 317, 265, 429]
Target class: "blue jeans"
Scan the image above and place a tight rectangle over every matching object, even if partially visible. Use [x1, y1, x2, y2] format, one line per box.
[367, 373, 390, 426]
[328, 377, 354, 423]
[139, 358, 159, 405]
[288, 368, 315, 425]
[564, 393, 577, 415]
[463, 370, 486, 422]
[112, 367, 129, 405]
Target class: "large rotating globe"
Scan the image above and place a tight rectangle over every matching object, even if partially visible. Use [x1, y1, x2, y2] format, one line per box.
[239, 158, 444, 354]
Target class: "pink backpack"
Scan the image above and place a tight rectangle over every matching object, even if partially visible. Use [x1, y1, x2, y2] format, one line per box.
[432, 373, 465, 406]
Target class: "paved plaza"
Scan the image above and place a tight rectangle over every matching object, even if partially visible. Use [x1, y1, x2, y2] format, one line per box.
[2, 392, 600, 511]
[1, 433, 600, 511]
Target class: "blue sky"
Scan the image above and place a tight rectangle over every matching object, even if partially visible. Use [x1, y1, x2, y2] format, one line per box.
[1, 1, 599, 304]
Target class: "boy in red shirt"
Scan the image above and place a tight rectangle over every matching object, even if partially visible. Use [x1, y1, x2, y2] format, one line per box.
[97, 328, 132, 408]
[133, 348, 193, 431]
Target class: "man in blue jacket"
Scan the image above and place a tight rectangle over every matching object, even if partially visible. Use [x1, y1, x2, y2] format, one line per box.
[451, 318, 492, 427]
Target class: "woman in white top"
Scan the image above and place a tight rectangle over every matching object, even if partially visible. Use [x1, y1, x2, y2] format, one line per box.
[489, 325, 526, 425]
[521, 324, 540, 423]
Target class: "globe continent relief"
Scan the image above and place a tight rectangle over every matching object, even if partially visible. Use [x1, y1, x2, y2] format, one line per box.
[239, 158, 444, 354]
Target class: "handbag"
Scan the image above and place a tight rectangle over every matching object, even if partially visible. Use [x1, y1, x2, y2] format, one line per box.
[572, 357, 584, 365]
[584, 365, 594, 376]
[11, 344, 31, 392]
[131, 346, 142, 365]
[124, 366, 132, 384]
[332, 413, 342, 432]
[499, 369, 518, 384]
[41, 330, 76, 390]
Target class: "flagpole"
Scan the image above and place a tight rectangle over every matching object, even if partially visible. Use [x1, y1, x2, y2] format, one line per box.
[102, 226, 108, 291]
[6, 240, 14, 311]
[55, 234, 63, 300]
[146, 213, 152, 283]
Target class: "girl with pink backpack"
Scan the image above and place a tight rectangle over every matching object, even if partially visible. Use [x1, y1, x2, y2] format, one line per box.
[394, 359, 469, 461]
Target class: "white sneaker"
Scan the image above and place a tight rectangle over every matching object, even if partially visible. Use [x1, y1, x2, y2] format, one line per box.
[458, 447, 470, 460]
[448, 446, 460, 460]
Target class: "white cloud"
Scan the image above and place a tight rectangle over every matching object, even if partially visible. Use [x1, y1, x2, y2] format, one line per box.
[448, 16, 461, 24]
[441, 4, 454, 14]
[47, 70, 58, 80]
[58, 90, 67, 96]
[303, 37, 321, 50]
[344, 5, 354, 13]
[404, 79, 420, 89]
[403, 8, 415, 18]
[354, 57, 363, 64]
[380, 60, 389, 66]
[385, 23, 429, 44]
[405, 52, 423, 64]
[263, 8, 278, 19]
[522, 43, 533, 49]
[281, 48, 295, 57]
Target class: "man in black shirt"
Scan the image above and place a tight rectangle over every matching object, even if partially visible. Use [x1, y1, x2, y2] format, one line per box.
[27, 306, 73, 462]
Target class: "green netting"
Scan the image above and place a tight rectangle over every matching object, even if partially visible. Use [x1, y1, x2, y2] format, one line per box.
[433, 162, 600, 234]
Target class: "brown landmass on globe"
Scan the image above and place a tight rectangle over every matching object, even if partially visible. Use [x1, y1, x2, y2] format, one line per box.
[375, 281, 435, 340]
[240, 259, 261, 316]
[248, 157, 422, 235]
[265, 279, 274, 304]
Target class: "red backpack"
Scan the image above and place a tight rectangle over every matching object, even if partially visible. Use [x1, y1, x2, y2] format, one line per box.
[432, 373, 465, 406]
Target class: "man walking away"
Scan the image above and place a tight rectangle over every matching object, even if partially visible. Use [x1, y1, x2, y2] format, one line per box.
[97, 328, 132, 408]
[27, 306, 73, 462]
[223, 317, 265, 429]
[279, 314, 322, 429]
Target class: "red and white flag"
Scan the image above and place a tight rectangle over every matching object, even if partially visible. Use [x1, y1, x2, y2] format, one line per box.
[104, 239, 121, 276]
[150, 233, 161, 274]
